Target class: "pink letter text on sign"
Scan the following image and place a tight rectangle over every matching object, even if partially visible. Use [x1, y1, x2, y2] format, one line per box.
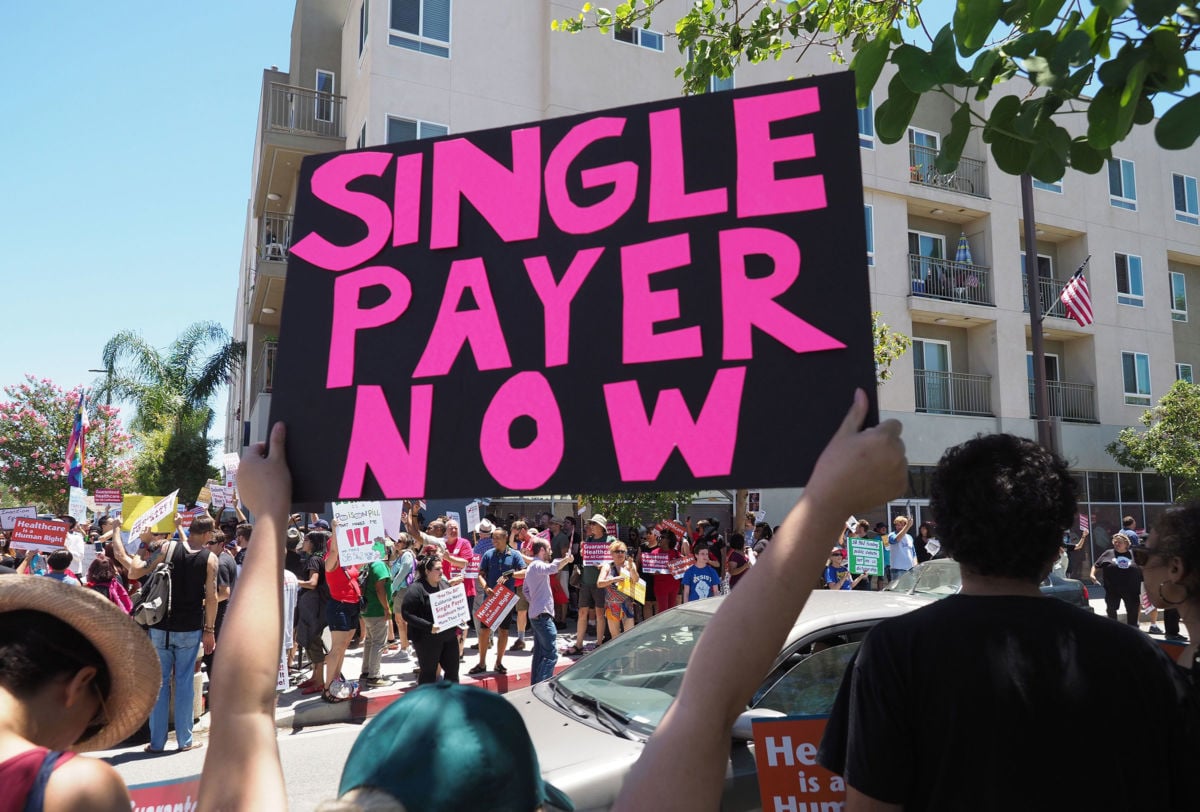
[622, 234, 703, 365]
[340, 385, 434, 499]
[430, 128, 542, 250]
[545, 117, 639, 235]
[524, 248, 604, 368]
[734, 88, 827, 218]
[413, 257, 512, 378]
[720, 228, 845, 360]
[328, 266, 414, 389]
[290, 152, 395, 272]
[479, 372, 564, 491]
[603, 366, 746, 480]
[648, 108, 728, 222]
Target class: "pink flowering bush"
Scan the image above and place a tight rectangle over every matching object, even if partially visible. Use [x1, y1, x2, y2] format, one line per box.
[0, 375, 134, 512]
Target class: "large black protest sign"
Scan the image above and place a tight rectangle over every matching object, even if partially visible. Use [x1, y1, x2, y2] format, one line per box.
[270, 73, 875, 503]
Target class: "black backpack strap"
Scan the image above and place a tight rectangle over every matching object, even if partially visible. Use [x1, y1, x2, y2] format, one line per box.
[21, 750, 64, 812]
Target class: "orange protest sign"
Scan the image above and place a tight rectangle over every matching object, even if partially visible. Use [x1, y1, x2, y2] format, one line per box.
[752, 716, 845, 810]
[475, 584, 519, 629]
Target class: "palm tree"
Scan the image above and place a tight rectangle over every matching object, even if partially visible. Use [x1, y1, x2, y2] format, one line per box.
[95, 322, 244, 497]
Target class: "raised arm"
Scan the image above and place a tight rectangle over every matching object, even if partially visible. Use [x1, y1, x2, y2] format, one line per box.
[615, 390, 907, 812]
[198, 422, 291, 812]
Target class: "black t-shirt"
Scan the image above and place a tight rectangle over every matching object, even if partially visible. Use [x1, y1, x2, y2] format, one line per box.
[1094, 548, 1141, 592]
[551, 531, 571, 559]
[818, 595, 1193, 811]
[217, 551, 238, 596]
[155, 542, 214, 632]
[285, 549, 306, 581]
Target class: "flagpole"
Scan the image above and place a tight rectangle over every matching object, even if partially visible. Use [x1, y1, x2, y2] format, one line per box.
[1022, 173, 1057, 454]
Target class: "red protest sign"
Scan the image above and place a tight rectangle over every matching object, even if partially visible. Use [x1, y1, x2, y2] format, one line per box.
[657, 519, 687, 540]
[582, 541, 610, 567]
[640, 549, 669, 574]
[752, 717, 844, 808]
[463, 554, 481, 580]
[668, 555, 695, 580]
[94, 488, 123, 505]
[475, 583, 519, 629]
[11, 517, 69, 552]
[128, 775, 202, 812]
[270, 74, 877, 504]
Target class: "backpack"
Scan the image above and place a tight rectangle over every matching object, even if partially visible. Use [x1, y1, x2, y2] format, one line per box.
[354, 564, 369, 609]
[131, 542, 174, 627]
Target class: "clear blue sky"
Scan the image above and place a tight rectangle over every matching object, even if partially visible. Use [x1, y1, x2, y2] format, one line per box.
[0, 1, 294, 448]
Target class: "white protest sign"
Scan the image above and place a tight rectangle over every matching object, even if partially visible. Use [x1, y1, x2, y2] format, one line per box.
[0, 505, 37, 530]
[82, 542, 100, 579]
[332, 501, 384, 567]
[223, 453, 240, 487]
[446, 510, 461, 528]
[68, 487, 88, 523]
[430, 582, 471, 629]
[465, 501, 481, 533]
[209, 479, 227, 509]
[220, 485, 236, 508]
[130, 490, 180, 539]
[380, 500, 407, 538]
[277, 648, 290, 692]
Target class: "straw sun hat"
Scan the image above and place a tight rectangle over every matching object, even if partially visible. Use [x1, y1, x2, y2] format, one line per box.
[0, 576, 160, 751]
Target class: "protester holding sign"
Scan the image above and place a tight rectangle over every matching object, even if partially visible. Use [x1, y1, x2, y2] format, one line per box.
[597, 540, 638, 640]
[321, 523, 362, 703]
[568, 515, 617, 657]
[470, 527, 526, 675]
[649, 530, 684, 613]
[402, 553, 462, 685]
[823, 548, 865, 590]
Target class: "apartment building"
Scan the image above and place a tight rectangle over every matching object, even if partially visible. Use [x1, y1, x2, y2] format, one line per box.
[226, 0, 1200, 542]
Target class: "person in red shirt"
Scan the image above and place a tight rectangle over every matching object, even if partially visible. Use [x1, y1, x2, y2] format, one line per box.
[440, 520, 474, 658]
[652, 530, 684, 612]
[322, 526, 361, 703]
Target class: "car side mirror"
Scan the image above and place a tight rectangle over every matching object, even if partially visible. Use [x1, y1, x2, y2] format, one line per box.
[731, 708, 786, 741]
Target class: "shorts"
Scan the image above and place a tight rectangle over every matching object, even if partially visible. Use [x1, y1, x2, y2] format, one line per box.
[325, 599, 361, 632]
[515, 595, 529, 613]
[578, 584, 607, 610]
[605, 598, 635, 624]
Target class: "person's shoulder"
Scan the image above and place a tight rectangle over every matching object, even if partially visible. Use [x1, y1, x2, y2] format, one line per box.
[44, 755, 130, 811]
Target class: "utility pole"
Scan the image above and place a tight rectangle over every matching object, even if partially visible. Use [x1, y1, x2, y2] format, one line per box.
[1021, 174, 1057, 454]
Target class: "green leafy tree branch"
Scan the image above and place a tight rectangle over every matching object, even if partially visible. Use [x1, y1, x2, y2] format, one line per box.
[1107, 380, 1200, 500]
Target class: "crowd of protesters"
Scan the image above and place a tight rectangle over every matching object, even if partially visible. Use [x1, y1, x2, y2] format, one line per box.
[1, 393, 1198, 809]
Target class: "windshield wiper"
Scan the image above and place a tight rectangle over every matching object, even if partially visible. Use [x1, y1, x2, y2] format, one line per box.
[572, 691, 639, 741]
[550, 681, 588, 718]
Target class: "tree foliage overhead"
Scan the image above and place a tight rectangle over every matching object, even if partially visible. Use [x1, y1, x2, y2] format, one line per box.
[0, 375, 135, 512]
[1107, 380, 1200, 501]
[574, 490, 700, 531]
[555, 0, 1200, 180]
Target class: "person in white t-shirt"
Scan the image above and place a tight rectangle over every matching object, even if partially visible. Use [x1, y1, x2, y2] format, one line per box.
[888, 515, 917, 576]
[58, 515, 87, 577]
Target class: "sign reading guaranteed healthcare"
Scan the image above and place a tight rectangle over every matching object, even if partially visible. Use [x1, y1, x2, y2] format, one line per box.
[271, 74, 874, 502]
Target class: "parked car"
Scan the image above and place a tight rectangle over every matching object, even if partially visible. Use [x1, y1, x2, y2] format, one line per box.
[506, 590, 931, 811]
[884, 559, 1093, 610]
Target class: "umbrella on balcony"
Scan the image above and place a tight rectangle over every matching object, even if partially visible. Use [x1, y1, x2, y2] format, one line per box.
[955, 232, 974, 265]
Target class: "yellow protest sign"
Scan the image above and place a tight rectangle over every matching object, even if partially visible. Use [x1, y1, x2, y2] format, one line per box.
[122, 493, 178, 534]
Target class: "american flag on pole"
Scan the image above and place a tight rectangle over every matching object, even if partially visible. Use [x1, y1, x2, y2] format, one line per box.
[64, 392, 89, 488]
[1060, 268, 1094, 326]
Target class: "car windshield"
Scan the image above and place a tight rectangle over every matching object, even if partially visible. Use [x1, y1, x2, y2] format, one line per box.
[554, 608, 713, 736]
[886, 560, 962, 597]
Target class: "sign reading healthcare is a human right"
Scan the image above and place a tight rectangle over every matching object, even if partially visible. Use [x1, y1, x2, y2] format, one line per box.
[271, 73, 874, 503]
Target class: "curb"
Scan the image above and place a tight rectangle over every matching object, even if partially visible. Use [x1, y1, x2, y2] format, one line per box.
[278, 660, 574, 729]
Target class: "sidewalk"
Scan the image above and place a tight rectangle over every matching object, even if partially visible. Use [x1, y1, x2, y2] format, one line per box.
[274, 626, 584, 729]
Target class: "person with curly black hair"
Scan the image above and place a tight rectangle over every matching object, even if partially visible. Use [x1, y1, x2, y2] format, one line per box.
[818, 434, 1194, 810]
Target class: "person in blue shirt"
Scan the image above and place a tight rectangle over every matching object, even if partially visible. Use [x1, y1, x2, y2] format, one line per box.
[470, 527, 526, 675]
[681, 547, 721, 602]
[824, 547, 866, 590]
[43, 550, 81, 586]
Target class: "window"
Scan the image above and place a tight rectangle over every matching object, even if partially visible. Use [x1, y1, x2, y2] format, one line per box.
[1033, 178, 1063, 193]
[614, 25, 664, 51]
[389, 0, 450, 58]
[709, 72, 735, 93]
[864, 206, 874, 266]
[357, 122, 366, 149]
[858, 95, 874, 149]
[1171, 271, 1188, 321]
[1121, 351, 1151, 406]
[1174, 173, 1199, 225]
[908, 128, 940, 182]
[315, 70, 335, 123]
[1177, 363, 1194, 384]
[359, 0, 369, 56]
[914, 339, 952, 414]
[1115, 253, 1144, 307]
[386, 116, 448, 144]
[1108, 158, 1136, 210]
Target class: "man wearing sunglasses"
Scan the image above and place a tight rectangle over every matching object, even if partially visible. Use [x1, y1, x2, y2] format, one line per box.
[1092, 532, 1141, 627]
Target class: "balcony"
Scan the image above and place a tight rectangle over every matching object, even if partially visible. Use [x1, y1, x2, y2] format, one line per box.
[1028, 380, 1098, 423]
[266, 83, 346, 139]
[254, 341, 278, 395]
[259, 213, 293, 263]
[915, 370, 993, 417]
[909, 255, 994, 306]
[909, 144, 989, 198]
[1021, 273, 1071, 319]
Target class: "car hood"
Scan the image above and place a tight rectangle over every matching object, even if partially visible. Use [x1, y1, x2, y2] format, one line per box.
[507, 684, 644, 811]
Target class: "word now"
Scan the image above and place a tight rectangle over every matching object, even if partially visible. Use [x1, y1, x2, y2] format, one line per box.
[291, 87, 826, 271]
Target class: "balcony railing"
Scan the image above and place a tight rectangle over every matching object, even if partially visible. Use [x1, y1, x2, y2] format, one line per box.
[266, 83, 346, 139]
[259, 213, 293, 263]
[915, 370, 993, 417]
[908, 254, 994, 306]
[1021, 273, 1070, 319]
[254, 341, 277, 395]
[909, 144, 989, 198]
[1028, 380, 1098, 423]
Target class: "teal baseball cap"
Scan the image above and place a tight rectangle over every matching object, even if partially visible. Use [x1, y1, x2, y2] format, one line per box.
[338, 682, 574, 811]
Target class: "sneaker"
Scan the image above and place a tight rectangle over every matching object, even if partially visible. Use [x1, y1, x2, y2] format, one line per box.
[363, 676, 393, 688]
[1148, 625, 1165, 635]
[395, 650, 412, 662]
[510, 639, 526, 651]
[1165, 633, 1189, 643]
